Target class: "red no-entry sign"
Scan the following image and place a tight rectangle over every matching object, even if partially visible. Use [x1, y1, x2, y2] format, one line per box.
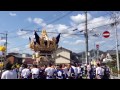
[103, 31, 110, 38]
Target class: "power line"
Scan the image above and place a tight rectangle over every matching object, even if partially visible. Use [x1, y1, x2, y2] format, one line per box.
[8, 18, 120, 48]
[7, 11, 74, 39]
[7, 43, 29, 51]
[10, 19, 117, 50]
[7, 11, 67, 34]
[7, 12, 118, 51]
[6, 12, 79, 49]
[46, 11, 73, 25]
[87, 12, 112, 25]
[8, 12, 112, 39]
[8, 32, 32, 39]
[7, 11, 112, 36]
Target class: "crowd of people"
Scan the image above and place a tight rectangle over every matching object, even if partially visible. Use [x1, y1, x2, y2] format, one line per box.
[0, 62, 111, 79]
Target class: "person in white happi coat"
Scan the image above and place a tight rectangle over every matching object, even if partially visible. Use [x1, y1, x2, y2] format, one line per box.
[21, 64, 31, 79]
[18, 64, 24, 79]
[1, 62, 17, 79]
[62, 64, 68, 79]
[77, 64, 81, 78]
[77, 64, 83, 79]
[31, 64, 40, 79]
[96, 63, 103, 79]
[71, 63, 78, 79]
[45, 63, 55, 79]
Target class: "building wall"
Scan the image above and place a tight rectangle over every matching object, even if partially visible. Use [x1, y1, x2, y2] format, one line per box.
[56, 51, 70, 59]
[55, 57, 70, 64]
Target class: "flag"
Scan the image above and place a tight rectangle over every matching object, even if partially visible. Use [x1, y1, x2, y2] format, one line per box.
[34, 31, 40, 45]
[56, 33, 61, 44]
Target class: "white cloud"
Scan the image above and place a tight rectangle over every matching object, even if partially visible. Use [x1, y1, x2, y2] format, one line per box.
[63, 41, 69, 44]
[75, 40, 85, 45]
[65, 39, 85, 46]
[27, 17, 32, 23]
[17, 30, 27, 36]
[17, 30, 33, 39]
[96, 41, 106, 44]
[62, 30, 78, 39]
[88, 16, 113, 29]
[70, 13, 92, 24]
[54, 24, 79, 39]
[21, 12, 120, 53]
[25, 44, 30, 49]
[56, 24, 68, 33]
[0, 40, 6, 43]
[33, 18, 43, 24]
[9, 12, 17, 16]
[0, 39, 6, 46]
[33, 18, 46, 27]
[46, 24, 57, 33]
[10, 48, 20, 53]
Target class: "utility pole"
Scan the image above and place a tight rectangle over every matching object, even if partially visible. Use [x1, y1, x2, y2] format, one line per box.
[111, 12, 120, 77]
[85, 11, 89, 64]
[97, 47, 99, 60]
[94, 42, 96, 58]
[5, 31, 8, 56]
[115, 20, 120, 77]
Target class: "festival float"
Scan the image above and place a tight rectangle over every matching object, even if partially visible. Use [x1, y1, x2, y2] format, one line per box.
[29, 29, 60, 65]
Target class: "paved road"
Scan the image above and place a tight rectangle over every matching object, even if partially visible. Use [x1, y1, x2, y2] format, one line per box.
[110, 75, 120, 79]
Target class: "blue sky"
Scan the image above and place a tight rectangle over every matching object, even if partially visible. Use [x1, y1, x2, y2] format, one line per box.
[0, 11, 119, 54]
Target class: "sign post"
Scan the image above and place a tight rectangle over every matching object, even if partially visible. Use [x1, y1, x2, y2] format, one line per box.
[96, 44, 99, 60]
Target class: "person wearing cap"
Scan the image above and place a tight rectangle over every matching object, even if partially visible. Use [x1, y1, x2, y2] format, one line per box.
[1, 62, 17, 79]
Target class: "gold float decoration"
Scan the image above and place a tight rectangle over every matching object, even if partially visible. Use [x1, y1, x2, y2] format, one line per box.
[29, 29, 58, 52]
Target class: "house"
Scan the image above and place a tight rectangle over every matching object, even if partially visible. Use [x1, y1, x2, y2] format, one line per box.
[23, 58, 35, 65]
[106, 50, 120, 60]
[54, 55, 71, 64]
[6, 53, 34, 65]
[53, 47, 80, 64]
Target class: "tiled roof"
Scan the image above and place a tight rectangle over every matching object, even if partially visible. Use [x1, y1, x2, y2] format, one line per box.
[24, 58, 35, 64]
[57, 47, 72, 52]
